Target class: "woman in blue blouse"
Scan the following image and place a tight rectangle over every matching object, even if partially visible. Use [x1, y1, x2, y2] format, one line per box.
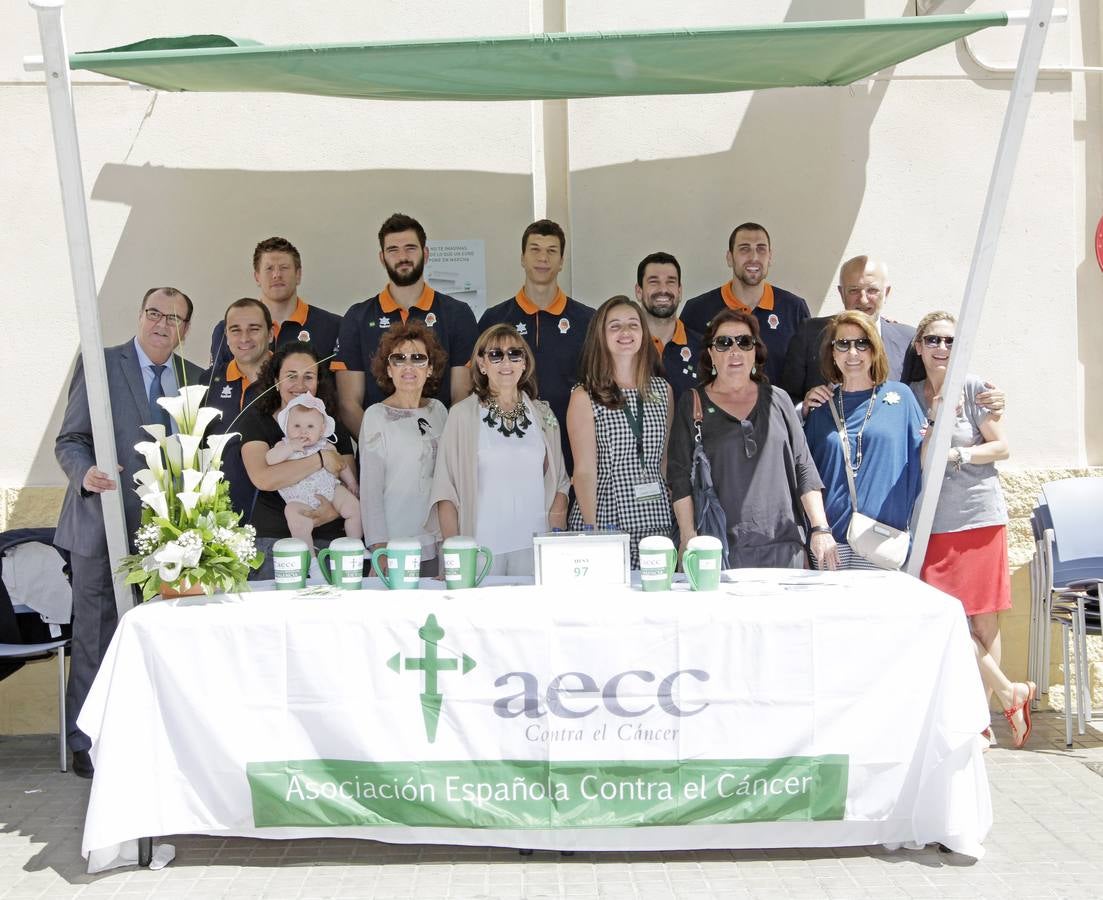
[803, 311, 924, 569]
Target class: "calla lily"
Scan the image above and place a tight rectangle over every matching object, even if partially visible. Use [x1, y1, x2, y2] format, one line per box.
[192, 407, 222, 438]
[163, 436, 183, 477]
[153, 542, 185, 581]
[182, 469, 204, 494]
[203, 432, 239, 469]
[178, 434, 203, 471]
[199, 471, 223, 500]
[134, 442, 165, 478]
[158, 385, 210, 435]
[133, 468, 161, 489]
[177, 491, 202, 520]
[143, 490, 170, 520]
[141, 424, 167, 443]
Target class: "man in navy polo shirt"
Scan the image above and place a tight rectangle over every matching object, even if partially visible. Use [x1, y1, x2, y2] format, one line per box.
[203, 298, 274, 516]
[335, 213, 477, 435]
[681, 223, 809, 384]
[634, 251, 702, 402]
[478, 219, 593, 470]
[208, 237, 342, 372]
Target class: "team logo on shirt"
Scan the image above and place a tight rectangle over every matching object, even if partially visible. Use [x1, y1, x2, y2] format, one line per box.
[220, 385, 233, 399]
[680, 346, 692, 363]
[767, 314, 780, 330]
[378, 316, 391, 329]
[516, 322, 528, 336]
[425, 312, 438, 328]
[298, 329, 311, 342]
[558, 318, 570, 334]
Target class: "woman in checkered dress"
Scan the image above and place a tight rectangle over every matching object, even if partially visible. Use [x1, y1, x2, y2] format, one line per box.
[567, 296, 673, 567]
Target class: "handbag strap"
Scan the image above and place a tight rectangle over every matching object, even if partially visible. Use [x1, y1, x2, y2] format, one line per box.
[827, 393, 861, 514]
[692, 389, 704, 444]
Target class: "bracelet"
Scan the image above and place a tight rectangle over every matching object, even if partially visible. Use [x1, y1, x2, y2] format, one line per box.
[810, 525, 833, 536]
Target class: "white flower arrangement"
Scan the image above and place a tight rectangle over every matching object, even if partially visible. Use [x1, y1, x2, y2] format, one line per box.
[118, 384, 263, 599]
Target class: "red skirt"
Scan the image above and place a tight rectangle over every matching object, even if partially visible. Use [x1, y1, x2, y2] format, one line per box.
[921, 524, 1011, 617]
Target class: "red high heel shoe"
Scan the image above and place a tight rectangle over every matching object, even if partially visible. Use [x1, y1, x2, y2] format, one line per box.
[1003, 681, 1037, 749]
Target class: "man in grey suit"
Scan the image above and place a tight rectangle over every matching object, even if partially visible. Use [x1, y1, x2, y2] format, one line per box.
[54, 287, 203, 777]
[778, 256, 924, 415]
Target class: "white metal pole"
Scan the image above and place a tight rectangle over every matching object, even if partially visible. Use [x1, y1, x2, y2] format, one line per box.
[907, 0, 1056, 576]
[30, 0, 134, 617]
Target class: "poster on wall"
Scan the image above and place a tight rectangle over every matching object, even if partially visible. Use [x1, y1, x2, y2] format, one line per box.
[426, 239, 487, 319]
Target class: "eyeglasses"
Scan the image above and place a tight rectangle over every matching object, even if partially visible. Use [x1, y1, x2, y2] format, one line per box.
[843, 286, 883, 299]
[481, 347, 526, 364]
[921, 335, 955, 349]
[143, 308, 187, 326]
[832, 338, 873, 353]
[710, 334, 756, 352]
[388, 352, 429, 368]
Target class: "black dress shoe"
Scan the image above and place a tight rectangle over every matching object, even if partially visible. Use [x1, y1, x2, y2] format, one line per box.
[71, 750, 94, 779]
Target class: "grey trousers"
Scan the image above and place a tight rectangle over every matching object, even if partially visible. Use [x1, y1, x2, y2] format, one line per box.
[65, 551, 119, 753]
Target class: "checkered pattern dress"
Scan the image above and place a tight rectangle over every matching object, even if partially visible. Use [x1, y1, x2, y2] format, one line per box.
[568, 377, 672, 566]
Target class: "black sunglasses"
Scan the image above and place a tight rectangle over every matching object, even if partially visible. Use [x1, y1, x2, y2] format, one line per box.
[711, 334, 756, 352]
[921, 335, 955, 349]
[388, 352, 429, 368]
[832, 338, 873, 353]
[481, 347, 526, 364]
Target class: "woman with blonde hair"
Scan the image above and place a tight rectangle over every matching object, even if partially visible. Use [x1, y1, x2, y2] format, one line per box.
[910, 311, 1032, 747]
[567, 295, 673, 567]
[803, 311, 925, 570]
[430, 324, 568, 576]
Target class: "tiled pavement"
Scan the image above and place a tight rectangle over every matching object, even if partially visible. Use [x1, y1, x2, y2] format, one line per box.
[2, 712, 1102, 900]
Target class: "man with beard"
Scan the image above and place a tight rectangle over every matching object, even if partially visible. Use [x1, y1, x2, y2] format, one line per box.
[681, 223, 809, 384]
[478, 219, 593, 470]
[208, 237, 341, 372]
[634, 251, 701, 402]
[335, 213, 477, 434]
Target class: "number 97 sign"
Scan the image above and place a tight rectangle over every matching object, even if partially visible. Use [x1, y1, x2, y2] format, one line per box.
[534, 532, 631, 587]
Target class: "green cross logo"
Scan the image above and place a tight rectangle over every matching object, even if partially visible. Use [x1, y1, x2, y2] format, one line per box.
[387, 613, 476, 743]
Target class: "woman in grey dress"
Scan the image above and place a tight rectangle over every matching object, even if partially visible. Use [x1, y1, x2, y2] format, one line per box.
[668, 309, 837, 569]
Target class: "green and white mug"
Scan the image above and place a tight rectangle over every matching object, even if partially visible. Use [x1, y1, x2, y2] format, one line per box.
[683, 535, 723, 592]
[318, 537, 365, 590]
[371, 539, 422, 590]
[442, 536, 493, 589]
[272, 538, 311, 590]
[638, 535, 676, 592]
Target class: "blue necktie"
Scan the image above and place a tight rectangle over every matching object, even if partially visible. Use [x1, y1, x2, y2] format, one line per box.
[148, 364, 171, 430]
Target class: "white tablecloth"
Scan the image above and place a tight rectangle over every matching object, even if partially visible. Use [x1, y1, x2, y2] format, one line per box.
[78, 570, 991, 871]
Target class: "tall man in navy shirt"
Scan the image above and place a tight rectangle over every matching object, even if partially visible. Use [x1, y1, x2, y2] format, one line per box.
[681, 222, 809, 384]
[634, 251, 702, 402]
[478, 219, 592, 470]
[209, 237, 341, 372]
[335, 213, 477, 435]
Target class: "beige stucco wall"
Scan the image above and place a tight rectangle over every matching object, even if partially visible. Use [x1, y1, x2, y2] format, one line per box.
[2, 2, 1101, 732]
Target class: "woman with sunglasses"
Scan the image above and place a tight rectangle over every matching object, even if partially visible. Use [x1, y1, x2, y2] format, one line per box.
[804, 311, 925, 569]
[668, 309, 836, 569]
[430, 324, 569, 575]
[360, 322, 449, 576]
[567, 296, 673, 568]
[910, 312, 1030, 747]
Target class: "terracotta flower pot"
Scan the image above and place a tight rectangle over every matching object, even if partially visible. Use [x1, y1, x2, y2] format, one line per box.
[158, 581, 206, 601]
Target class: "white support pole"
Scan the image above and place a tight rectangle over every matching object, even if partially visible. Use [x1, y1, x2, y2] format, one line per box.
[907, 0, 1055, 576]
[31, 0, 134, 617]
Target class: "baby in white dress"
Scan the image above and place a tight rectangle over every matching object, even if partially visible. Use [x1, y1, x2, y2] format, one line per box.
[266, 394, 361, 548]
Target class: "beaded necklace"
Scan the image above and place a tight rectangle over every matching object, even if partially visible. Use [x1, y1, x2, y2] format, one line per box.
[834, 385, 877, 472]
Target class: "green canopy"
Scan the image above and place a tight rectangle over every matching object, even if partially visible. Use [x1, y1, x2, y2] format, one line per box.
[70, 13, 1007, 101]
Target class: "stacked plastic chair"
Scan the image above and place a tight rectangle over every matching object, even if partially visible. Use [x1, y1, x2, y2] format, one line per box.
[1032, 479, 1103, 747]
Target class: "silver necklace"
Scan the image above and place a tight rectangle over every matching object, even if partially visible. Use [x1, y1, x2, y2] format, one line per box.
[835, 386, 877, 472]
[483, 397, 531, 438]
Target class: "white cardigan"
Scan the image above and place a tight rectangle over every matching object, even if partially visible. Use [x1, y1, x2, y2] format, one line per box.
[428, 393, 570, 539]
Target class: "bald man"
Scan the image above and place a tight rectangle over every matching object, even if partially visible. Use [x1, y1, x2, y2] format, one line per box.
[778, 256, 921, 413]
